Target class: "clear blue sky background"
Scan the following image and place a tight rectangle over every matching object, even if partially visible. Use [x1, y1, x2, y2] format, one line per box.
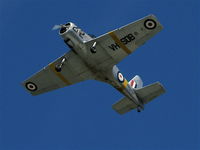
[0, 0, 199, 150]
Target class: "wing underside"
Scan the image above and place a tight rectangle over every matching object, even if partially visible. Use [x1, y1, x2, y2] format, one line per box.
[85, 14, 163, 69]
[22, 50, 94, 95]
[23, 14, 163, 96]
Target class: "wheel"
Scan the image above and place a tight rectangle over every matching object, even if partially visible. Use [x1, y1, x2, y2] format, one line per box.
[137, 107, 141, 112]
[90, 47, 96, 53]
[55, 65, 62, 72]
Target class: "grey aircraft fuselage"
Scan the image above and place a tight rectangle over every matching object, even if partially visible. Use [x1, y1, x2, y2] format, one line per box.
[60, 22, 143, 109]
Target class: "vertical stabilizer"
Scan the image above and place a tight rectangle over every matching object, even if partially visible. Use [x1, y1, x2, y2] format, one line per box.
[129, 75, 143, 89]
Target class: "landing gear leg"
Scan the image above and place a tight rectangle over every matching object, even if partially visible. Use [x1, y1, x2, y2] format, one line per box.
[90, 42, 97, 53]
[55, 57, 66, 72]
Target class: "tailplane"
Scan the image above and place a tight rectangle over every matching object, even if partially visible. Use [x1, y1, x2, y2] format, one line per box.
[112, 97, 138, 114]
[112, 82, 165, 114]
[135, 82, 165, 104]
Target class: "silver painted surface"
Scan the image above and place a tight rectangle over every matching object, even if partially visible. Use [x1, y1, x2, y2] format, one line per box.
[23, 14, 165, 114]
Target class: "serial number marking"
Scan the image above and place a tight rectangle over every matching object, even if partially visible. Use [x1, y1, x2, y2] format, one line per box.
[108, 33, 135, 51]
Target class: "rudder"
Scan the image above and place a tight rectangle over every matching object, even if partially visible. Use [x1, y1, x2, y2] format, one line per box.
[129, 75, 143, 89]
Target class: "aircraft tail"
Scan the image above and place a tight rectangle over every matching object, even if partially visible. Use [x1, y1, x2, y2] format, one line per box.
[112, 82, 165, 114]
[129, 75, 143, 89]
[135, 82, 165, 104]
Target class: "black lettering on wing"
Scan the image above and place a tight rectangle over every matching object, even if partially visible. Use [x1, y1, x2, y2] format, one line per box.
[120, 37, 128, 45]
[108, 43, 120, 51]
[127, 34, 135, 41]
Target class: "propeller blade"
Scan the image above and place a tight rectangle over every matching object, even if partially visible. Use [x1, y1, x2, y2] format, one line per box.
[52, 25, 62, 30]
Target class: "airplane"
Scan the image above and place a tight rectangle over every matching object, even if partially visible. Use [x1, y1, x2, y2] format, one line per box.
[22, 14, 165, 114]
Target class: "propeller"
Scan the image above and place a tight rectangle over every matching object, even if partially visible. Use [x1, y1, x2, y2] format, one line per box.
[52, 24, 63, 30]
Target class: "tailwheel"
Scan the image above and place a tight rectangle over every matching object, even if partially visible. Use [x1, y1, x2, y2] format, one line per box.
[137, 106, 143, 112]
[137, 108, 141, 112]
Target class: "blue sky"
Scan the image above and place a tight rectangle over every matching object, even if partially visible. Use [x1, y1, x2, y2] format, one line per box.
[0, 0, 199, 150]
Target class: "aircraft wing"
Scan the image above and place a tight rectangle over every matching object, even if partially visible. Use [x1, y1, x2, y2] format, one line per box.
[22, 50, 94, 95]
[85, 14, 163, 68]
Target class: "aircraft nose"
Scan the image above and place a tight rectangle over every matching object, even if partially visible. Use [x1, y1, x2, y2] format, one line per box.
[59, 23, 71, 34]
[59, 26, 67, 34]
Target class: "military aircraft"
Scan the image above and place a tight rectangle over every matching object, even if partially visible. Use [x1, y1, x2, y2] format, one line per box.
[22, 14, 165, 114]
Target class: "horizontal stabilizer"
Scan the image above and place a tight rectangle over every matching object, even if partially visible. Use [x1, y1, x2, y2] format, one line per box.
[112, 97, 137, 115]
[135, 82, 165, 104]
[112, 82, 165, 114]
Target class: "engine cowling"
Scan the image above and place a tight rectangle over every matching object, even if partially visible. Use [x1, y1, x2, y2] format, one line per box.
[59, 22, 92, 50]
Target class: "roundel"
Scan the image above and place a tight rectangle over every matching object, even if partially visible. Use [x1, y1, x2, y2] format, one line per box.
[117, 72, 124, 83]
[25, 82, 37, 91]
[144, 19, 157, 30]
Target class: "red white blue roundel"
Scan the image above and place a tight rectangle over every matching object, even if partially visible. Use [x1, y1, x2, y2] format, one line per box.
[144, 19, 157, 30]
[117, 72, 124, 83]
[25, 82, 37, 91]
